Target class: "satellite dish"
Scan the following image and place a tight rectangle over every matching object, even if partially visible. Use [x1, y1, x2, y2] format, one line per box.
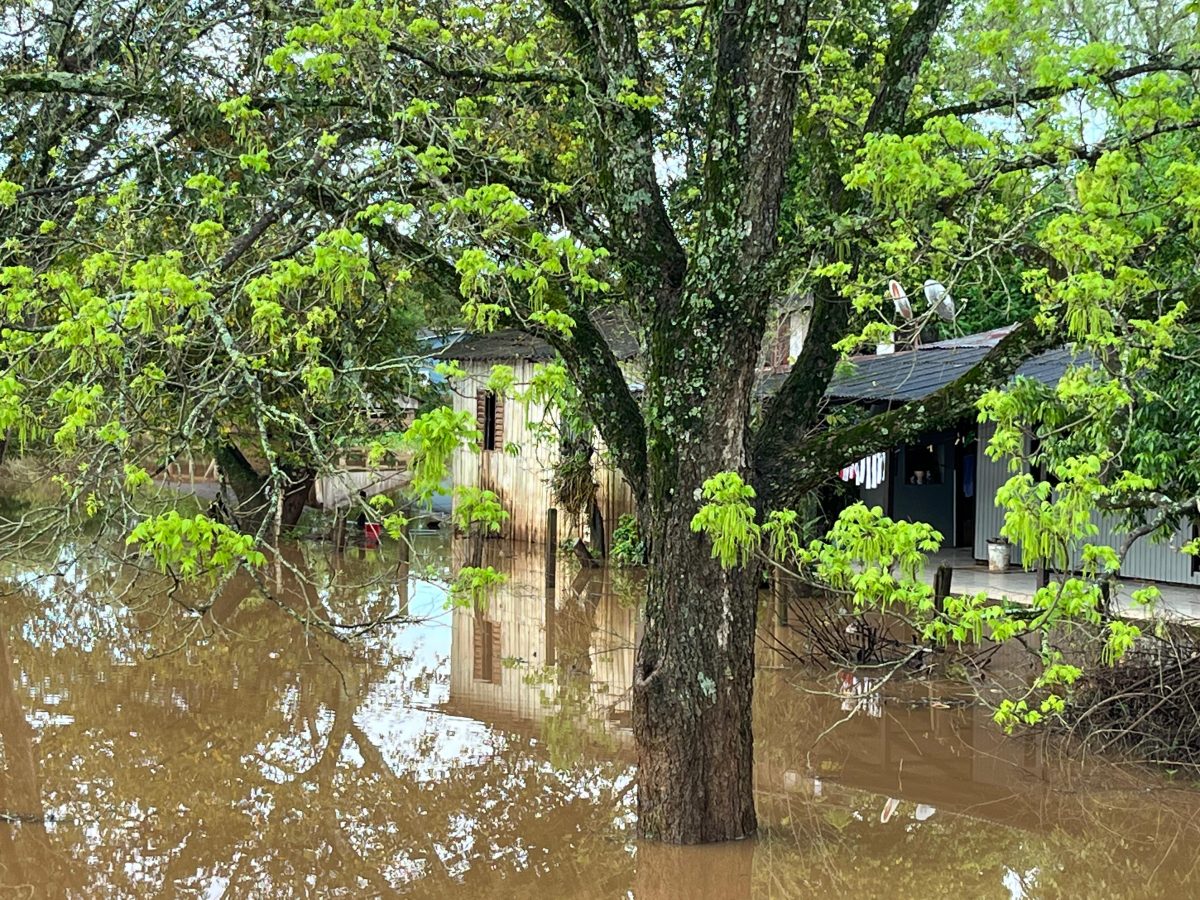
[923, 279, 956, 321]
[889, 280, 912, 320]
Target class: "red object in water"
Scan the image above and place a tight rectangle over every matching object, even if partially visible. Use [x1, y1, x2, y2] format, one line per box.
[364, 523, 383, 543]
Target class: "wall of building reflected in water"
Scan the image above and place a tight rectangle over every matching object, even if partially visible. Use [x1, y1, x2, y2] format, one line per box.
[0, 530, 1197, 897]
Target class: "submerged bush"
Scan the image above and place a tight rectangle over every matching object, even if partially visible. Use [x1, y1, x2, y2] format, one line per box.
[610, 513, 645, 567]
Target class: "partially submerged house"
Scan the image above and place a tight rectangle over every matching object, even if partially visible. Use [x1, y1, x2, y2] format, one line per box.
[437, 320, 638, 551]
[440, 310, 1199, 587]
[437, 305, 812, 551]
[811, 326, 1200, 587]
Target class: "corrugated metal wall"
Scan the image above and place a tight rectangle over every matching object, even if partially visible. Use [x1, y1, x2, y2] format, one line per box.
[973, 422, 1021, 564]
[973, 421, 1200, 585]
[450, 360, 637, 547]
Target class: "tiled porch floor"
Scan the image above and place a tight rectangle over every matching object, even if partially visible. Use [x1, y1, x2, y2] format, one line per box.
[924, 548, 1200, 623]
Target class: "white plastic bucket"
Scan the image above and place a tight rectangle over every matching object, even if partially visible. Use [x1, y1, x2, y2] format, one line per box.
[987, 539, 1010, 573]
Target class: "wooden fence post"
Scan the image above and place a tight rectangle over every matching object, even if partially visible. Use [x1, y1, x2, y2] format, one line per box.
[545, 508, 558, 591]
[545, 507, 558, 666]
[933, 564, 953, 616]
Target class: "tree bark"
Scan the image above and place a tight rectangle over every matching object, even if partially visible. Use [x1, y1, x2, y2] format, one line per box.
[279, 467, 314, 531]
[213, 443, 269, 524]
[633, 339, 762, 842]
[212, 443, 312, 534]
[634, 515, 759, 843]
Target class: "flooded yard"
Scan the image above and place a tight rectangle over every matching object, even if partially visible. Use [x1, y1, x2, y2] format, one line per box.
[2, 531, 1200, 897]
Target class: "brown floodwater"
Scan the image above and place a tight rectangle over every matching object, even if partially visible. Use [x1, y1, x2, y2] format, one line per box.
[2, 529, 1200, 898]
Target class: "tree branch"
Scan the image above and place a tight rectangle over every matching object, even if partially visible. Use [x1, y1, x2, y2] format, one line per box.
[0, 71, 153, 101]
[908, 57, 1200, 133]
[860, 0, 955, 139]
[0, 71, 365, 114]
[561, 0, 688, 305]
[542, 316, 649, 500]
[997, 118, 1200, 172]
[387, 41, 581, 86]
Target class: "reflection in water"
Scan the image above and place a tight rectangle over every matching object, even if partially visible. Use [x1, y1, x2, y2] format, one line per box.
[0, 532, 1198, 896]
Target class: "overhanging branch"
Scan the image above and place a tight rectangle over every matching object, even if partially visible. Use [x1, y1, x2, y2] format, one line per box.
[542, 316, 649, 500]
[754, 0, 953, 460]
[908, 57, 1200, 134]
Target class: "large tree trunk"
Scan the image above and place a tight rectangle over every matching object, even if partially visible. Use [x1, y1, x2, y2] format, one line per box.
[632, 339, 762, 843]
[633, 513, 760, 842]
[212, 443, 312, 534]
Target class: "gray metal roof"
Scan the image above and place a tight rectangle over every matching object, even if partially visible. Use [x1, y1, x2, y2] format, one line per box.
[436, 329, 558, 362]
[824, 345, 1082, 402]
[437, 309, 639, 362]
[922, 324, 1018, 349]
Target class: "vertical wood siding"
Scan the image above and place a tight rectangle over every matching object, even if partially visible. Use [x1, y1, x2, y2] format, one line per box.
[448, 539, 637, 740]
[450, 360, 636, 548]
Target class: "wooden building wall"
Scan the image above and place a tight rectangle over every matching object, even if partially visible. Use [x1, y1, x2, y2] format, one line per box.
[447, 539, 637, 740]
[449, 359, 637, 548]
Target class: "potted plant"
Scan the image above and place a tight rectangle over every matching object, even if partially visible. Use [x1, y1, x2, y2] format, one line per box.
[986, 536, 1011, 573]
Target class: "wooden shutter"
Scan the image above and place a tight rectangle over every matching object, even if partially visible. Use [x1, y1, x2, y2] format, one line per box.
[473, 618, 502, 682]
[475, 390, 487, 441]
[473, 617, 485, 680]
[493, 395, 505, 448]
[490, 621, 503, 683]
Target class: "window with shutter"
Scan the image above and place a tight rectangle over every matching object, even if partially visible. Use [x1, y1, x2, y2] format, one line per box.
[473, 618, 485, 680]
[477, 390, 502, 451]
[472, 617, 502, 683]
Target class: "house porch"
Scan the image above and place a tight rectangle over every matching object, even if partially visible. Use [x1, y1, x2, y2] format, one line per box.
[923, 548, 1200, 623]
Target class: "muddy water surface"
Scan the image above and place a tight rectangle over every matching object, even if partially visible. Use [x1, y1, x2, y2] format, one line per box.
[1, 532, 1199, 898]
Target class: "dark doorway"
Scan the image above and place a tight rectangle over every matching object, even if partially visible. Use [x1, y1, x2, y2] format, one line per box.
[955, 434, 977, 549]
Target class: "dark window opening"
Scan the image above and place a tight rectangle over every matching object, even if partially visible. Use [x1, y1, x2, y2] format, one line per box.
[905, 443, 942, 485]
[483, 391, 498, 450]
[476, 388, 504, 452]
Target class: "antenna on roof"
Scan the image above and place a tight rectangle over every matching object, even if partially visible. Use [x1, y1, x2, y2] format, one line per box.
[923, 279, 956, 321]
[889, 280, 913, 320]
